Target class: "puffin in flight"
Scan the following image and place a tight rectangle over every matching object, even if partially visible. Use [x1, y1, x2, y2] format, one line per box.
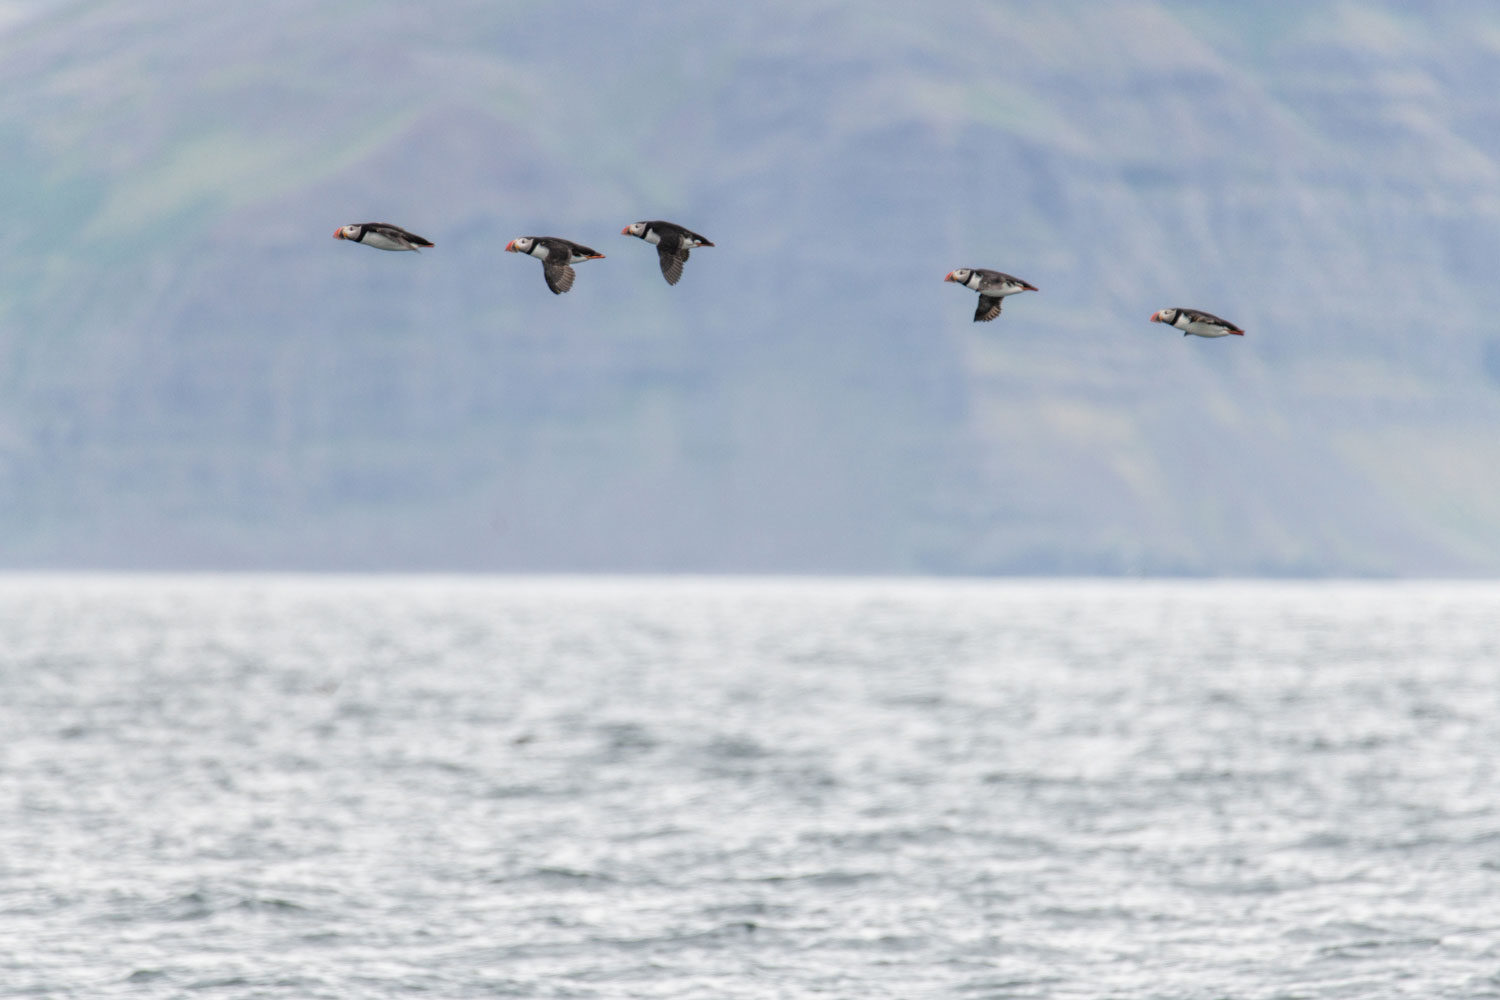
[621, 221, 714, 285]
[505, 237, 605, 294]
[333, 223, 433, 252]
[1151, 308, 1244, 337]
[944, 268, 1039, 322]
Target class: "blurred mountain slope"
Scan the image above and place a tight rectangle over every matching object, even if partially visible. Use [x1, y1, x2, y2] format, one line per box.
[1, 0, 1498, 573]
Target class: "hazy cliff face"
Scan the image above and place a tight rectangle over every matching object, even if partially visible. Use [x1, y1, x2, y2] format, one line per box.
[1, 1, 1498, 573]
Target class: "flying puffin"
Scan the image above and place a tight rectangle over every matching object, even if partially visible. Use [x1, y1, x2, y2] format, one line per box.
[332, 223, 433, 252]
[944, 269, 1038, 322]
[1151, 308, 1244, 337]
[620, 220, 714, 285]
[505, 237, 605, 294]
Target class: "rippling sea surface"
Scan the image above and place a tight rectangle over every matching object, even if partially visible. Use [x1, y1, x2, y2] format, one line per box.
[3, 576, 1500, 999]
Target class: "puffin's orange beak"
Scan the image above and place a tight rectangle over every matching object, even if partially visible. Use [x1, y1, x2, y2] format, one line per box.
[944, 271, 956, 282]
[1150, 311, 1161, 322]
[621, 226, 631, 235]
[333, 228, 345, 240]
[505, 239, 516, 252]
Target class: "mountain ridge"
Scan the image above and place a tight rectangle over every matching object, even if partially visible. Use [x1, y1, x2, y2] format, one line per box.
[2, 1, 1498, 574]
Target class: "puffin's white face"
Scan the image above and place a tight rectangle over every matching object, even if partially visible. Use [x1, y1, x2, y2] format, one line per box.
[506, 237, 533, 253]
[946, 269, 971, 284]
[1152, 308, 1176, 324]
[623, 222, 647, 237]
[334, 224, 359, 240]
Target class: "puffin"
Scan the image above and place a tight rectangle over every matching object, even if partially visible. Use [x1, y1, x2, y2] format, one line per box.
[332, 223, 433, 252]
[1151, 308, 1244, 337]
[944, 269, 1038, 322]
[505, 237, 605, 294]
[621, 220, 714, 285]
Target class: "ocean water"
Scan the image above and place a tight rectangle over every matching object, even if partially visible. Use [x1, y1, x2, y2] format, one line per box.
[2, 576, 1499, 1000]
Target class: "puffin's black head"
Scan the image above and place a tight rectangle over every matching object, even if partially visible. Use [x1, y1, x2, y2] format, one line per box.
[1151, 309, 1177, 325]
[622, 222, 649, 239]
[944, 269, 972, 284]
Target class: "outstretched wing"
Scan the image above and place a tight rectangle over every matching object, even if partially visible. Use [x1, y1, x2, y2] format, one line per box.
[1183, 308, 1240, 332]
[543, 243, 576, 293]
[974, 295, 1004, 323]
[657, 245, 690, 285]
[543, 261, 576, 294]
[369, 223, 433, 249]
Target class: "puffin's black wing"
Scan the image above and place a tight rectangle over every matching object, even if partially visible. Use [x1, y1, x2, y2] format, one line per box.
[1182, 308, 1239, 331]
[543, 261, 576, 294]
[540, 244, 574, 294]
[974, 295, 1004, 323]
[657, 244, 689, 286]
[368, 223, 433, 248]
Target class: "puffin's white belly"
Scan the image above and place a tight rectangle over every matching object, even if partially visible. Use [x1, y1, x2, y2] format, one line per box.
[362, 232, 411, 251]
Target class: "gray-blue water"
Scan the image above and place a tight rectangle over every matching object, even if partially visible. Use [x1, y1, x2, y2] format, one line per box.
[3, 577, 1499, 999]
